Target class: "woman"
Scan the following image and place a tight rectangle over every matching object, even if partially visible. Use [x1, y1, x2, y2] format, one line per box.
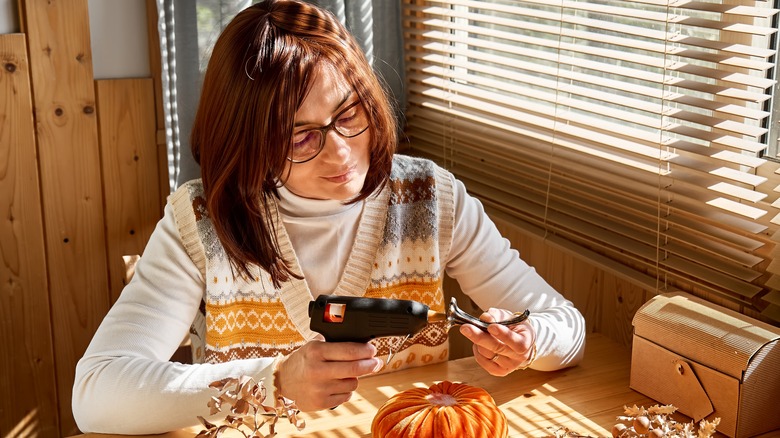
[72, 0, 586, 434]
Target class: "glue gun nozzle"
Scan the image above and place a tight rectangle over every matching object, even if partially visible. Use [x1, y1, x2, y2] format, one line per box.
[427, 310, 448, 324]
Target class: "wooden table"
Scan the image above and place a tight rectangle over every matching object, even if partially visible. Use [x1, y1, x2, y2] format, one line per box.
[72, 333, 745, 437]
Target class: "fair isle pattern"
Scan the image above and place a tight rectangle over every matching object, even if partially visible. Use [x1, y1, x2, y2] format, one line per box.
[170, 155, 455, 371]
[206, 300, 301, 347]
[171, 181, 307, 363]
[364, 158, 455, 373]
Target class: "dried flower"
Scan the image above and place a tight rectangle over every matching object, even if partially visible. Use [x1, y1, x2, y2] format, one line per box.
[195, 376, 305, 438]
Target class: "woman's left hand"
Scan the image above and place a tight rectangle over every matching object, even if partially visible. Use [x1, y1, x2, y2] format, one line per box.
[459, 308, 535, 377]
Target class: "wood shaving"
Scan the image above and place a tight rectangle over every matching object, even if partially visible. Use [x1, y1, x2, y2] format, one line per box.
[545, 404, 720, 438]
[546, 426, 597, 437]
[195, 376, 305, 438]
[612, 404, 720, 438]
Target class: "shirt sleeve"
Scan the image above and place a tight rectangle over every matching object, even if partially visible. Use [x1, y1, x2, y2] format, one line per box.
[444, 174, 586, 371]
[72, 203, 279, 434]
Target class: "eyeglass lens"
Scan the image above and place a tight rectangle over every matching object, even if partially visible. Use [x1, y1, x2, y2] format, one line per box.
[290, 102, 369, 163]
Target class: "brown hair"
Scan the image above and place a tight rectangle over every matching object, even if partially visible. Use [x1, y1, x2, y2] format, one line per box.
[190, 0, 397, 287]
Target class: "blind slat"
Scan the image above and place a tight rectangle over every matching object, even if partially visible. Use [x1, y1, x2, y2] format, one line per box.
[469, 181, 766, 296]
[407, 107, 769, 202]
[420, 0, 778, 22]
[405, 34, 772, 102]
[409, 125, 771, 241]
[410, 57, 769, 121]
[406, 27, 777, 89]
[409, 87, 768, 158]
[408, 14, 775, 71]
[410, 62, 769, 132]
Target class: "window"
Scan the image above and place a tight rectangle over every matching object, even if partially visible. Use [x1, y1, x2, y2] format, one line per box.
[403, 0, 780, 322]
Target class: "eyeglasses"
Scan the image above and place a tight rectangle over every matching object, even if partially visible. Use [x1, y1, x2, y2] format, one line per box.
[288, 101, 369, 163]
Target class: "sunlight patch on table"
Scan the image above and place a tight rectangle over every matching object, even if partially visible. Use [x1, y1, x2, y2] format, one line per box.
[503, 398, 609, 437]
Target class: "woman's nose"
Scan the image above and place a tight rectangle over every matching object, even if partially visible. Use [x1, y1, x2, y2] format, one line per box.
[319, 130, 351, 161]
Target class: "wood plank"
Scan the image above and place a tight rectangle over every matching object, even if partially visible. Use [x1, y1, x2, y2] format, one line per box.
[21, 1, 110, 435]
[0, 32, 59, 437]
[598, 273, 649, 347]
[96, 78, 160, 304]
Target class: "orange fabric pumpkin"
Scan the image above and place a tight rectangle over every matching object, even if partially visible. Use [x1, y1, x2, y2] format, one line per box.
[371, 381, 508, 438]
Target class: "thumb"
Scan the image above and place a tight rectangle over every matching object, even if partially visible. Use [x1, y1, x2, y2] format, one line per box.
[479, 312, 496, 323]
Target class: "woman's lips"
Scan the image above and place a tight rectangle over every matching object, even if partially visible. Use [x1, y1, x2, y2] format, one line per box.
[323, 165, 356, 183]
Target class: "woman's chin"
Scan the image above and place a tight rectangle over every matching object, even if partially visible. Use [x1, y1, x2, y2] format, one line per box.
[332, 185, 363, 201]
[332, 178, 367, 201]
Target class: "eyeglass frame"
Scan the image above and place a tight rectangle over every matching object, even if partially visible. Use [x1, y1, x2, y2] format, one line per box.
[286, 100, 370, 164]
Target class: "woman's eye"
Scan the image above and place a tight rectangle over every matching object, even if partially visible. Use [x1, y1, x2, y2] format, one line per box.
[293, 131, 317, 149]
[338, 110, 358, 125]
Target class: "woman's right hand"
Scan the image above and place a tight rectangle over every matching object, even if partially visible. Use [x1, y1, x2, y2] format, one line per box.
[274, 340, 383, 411]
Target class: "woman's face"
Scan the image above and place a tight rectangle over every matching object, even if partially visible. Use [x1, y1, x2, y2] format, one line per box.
[282, 64, 371, 201]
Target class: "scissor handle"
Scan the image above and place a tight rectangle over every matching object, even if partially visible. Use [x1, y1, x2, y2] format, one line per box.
[448, 297, 530, 331]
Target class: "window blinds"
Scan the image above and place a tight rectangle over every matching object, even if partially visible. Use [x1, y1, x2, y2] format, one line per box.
[402, 0, 780, 321]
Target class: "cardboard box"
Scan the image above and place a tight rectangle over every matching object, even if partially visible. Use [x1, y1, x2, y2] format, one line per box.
[630, 292, 780, 437]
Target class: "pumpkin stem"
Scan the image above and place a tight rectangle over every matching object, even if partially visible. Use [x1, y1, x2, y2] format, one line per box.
[425, 393, 458, 406]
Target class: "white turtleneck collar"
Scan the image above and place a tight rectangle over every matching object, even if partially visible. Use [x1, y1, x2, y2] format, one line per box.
[276, 185, 360, 218]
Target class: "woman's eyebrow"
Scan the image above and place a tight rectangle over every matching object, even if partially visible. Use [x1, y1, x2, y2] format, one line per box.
[294, 91, 353, 127]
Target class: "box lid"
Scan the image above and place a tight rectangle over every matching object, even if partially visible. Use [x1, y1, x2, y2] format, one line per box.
[632, 292, 780, 379]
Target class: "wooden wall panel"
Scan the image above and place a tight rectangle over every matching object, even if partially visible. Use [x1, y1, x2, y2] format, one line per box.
[96, 78, 160, 303]
[597, 274, 649, 347]
[0, 33, 59, 437]
[21, 1, 110, 435]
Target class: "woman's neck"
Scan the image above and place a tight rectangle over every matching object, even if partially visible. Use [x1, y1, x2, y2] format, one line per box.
[277, 185, 357, 217]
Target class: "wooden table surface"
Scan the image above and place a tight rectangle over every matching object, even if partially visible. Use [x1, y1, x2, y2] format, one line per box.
[73, 333, 764, 438]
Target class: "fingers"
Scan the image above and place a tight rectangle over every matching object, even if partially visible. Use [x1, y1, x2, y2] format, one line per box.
[471, 342, 517, 377]
[324, 356, 384, 378]
[315, 377, 359, 404]
[316, 341, 378, 362]
[459, 308, 535, 377]
[276, 340, 383, 412]
[308, 341, 382, 377]
[459, 314, 524, 356]
[294, 376, 359, 411]
[487, 323, 527, 355]
[324, 391, 354, 410]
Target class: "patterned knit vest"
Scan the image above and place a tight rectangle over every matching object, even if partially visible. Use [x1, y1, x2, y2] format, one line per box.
[170, 155, 455, 372]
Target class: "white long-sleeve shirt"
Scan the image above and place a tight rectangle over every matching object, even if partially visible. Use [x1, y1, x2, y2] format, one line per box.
[73, 175, 585, 434]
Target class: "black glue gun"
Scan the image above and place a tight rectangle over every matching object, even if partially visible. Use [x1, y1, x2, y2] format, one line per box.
[308, 294, 432, 343]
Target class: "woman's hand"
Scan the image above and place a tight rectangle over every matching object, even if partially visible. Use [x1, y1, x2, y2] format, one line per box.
[275, 339, 383, 411]
[459, 308, 536, 377]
